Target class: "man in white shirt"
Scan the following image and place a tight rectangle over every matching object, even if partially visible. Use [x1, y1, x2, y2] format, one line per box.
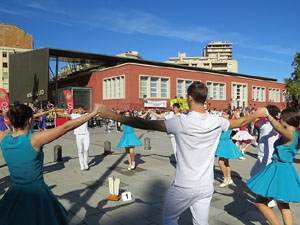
[57, 105, 90, 171]
[98, 81, 265, 225]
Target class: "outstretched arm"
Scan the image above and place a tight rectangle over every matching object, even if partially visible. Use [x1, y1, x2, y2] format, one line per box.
[34, 108, 55, 118]
[139, 111, 149, 119]
[31, 105, 101, 151]
[56, 111, 72, 119]
[99, 105, 166, 132]
[228, 108, 266, 130]
[265, 110, 295, 141]
[149, 110, 166, 119]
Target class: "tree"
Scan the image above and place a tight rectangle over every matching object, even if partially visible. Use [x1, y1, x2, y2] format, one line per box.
[284, 52, 300, 108]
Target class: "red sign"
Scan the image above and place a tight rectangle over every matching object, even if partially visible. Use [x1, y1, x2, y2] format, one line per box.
[63, 90, 74, 113]
[0, 88, 10, 124]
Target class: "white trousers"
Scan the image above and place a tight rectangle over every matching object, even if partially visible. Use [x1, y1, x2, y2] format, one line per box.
[163, 184, 214, 225]
[75, 134, 90, 167]
[170, 136, 177, 161]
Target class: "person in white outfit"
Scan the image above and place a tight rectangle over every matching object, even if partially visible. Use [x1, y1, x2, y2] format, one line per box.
[149, 103, 183, 160]
[57, 105, 90, 171]
[250, 105, 280, 208]
[98, 81, 265, 225]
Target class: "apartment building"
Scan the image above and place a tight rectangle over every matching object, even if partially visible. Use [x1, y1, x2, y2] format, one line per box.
[166, 41, 238, 73]
[0, 23, 33, 92]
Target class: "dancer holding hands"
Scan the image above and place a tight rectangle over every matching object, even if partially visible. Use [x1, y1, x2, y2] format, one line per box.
[97, 81, 266, 225]
[0, 104, 101, 225]
[215, 109, 242, 187]
[247, 108, 300, 225]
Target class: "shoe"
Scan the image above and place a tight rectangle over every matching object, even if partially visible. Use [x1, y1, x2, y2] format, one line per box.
[84, 164, 89, 170]
[220, 178, 229, 188]
[241, 148, 245, 156]
[267, 200, 277, 208]
[227, 178, 233, 185]
[127, 166, 132, 170]
[131, 161, 136, 170]
[239, 156, 246, 160]
[80, 165, 85, 171]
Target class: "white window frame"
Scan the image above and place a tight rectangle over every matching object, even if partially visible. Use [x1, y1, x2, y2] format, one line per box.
[139, 75, 170, 99]
[206, 81, 226, 100]
[176, 78, 199, 99]
[251, 85, 266, 102]
[282, 89, 286, 103]
[268, 88, 280, 102]
[103, 75, 125, 100]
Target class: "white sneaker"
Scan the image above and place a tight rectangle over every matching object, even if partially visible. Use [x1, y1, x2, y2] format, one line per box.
[220, 178, 229, 188]
[80, 165, 85, 171]
[227, 178, 233, 185]
[84, 164, 89, 170]
[239, 156, 246, 160]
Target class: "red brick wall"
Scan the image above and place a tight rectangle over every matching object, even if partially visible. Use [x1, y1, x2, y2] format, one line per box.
[0, 24, 33, 49]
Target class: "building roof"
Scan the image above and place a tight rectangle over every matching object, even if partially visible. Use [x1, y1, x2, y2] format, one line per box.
[43, 47, 277, 82]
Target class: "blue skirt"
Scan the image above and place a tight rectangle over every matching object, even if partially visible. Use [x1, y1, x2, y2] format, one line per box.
[247, 161, 300, 202]
[215, 139, 242, 159]
[0, 179, 69, 225]
[117, 133, 143, 148]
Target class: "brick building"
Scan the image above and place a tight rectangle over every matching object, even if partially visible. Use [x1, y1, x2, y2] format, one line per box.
[0, 23, 33, 92]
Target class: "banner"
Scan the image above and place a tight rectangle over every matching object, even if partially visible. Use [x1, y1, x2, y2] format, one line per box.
[0, 88, 10, 124]
[144, 99, 167, 108]
[63, 90, 74, 113]
[170, 99, 189, 110]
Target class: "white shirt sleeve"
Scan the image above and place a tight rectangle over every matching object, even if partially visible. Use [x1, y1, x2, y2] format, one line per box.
[164, 116, 179, 135]
[219, 117, 230, 133]
[70, 114, 77, 120]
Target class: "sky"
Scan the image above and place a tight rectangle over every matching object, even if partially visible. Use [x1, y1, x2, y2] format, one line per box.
[1, 0, 299, 83]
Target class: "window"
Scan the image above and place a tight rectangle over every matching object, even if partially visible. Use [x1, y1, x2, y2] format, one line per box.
[177, 79, 197, 98]
[252, 86, 266, 102]
[150, 77, 158, 97]
[206, 81, 226, 100]
[139, 76, 170, 98]
[268, 88, 280, 102]
[103, 75, 125, 99]
[3, 62, 8, 68]
[3, 83, 8, 90]
[282, 90, 286, 102]
[2, 72, 8, 79]
[2, 52, 7, 58]
[161, 78, 168, 98]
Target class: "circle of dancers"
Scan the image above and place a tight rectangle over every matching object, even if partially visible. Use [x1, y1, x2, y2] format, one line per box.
[0, 81, 299, 225]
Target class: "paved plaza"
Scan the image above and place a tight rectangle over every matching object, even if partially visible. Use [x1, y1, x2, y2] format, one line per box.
[1, 126, 300, 225]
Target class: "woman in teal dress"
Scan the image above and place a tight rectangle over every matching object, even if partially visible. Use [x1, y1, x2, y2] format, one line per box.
[215, 109, 242, 187]
[0, 104, 100, 225]
[247, 108, 300, 225]
[117, 111, 143, 170]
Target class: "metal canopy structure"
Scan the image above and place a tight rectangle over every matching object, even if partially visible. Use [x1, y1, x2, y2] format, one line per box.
[9, 47, 277, 104]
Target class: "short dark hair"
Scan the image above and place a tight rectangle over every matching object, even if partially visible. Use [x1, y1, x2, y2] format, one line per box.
[7, 104, 33, 129]
[76, 104, 85, 109]
[266, 105, 280, 119]
[280, 108, 300, 128]
[172, 103, 180, 108]
[187, 81, 207, 104]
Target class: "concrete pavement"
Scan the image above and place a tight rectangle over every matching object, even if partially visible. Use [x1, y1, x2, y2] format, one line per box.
[0, 126, 300, 225]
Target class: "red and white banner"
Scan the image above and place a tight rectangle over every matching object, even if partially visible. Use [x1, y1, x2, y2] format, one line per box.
[63, 90, 74, 113]
[0, 88, 10, 124]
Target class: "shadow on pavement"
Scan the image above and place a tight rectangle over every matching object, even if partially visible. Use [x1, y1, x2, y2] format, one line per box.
[214, 169, 269, 225]
[43, 156, 72, 174]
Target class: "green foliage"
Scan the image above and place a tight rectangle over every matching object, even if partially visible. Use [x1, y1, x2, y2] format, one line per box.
[285, 52, 300, 108]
